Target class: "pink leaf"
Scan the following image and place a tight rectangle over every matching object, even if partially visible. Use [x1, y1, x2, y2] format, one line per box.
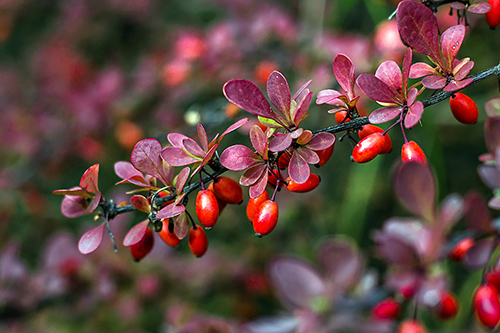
[268, 133, 292, 152]
[80, 164, 99, 194]
[451, 2, 466, 10]
[174, 213, 189, 239]
[175, 167, 190, 192]
[397, 0, 443, 68]
[290, 128, 303, 139]
[438, 194, 464, 231]
[240, 163, 267, 186]
[394, 162, 436, 222]
[333, 54, 355, 97]
[250, 125, 267, 157]
[223, 79, 274, 118]
[485, 97, 500, 118]
[267, 71, 291, 117]
[422, 75, 447, 90]
[219, 118, 249, 141]
[464, 239, 496, 269]
[305, 132, 335, 151]
[288, 151, 310, 184]
[161, 147, 199, 166]
[375, 61, 403, 101]
[296, 147, 319, 165]
[293, 91, 313, 126]
[249, 171, 268, 199]
[292, 79, 312, 101]
[409, 62, 436, 79]
[61, 195, 88, 218]
[123, 220, 149, 246]
[453, 58, 474, 80]
[130, 195, 150, 213]
[167, 132, 190, 148]
[368, 106, 402, 124]
[87, 192, 101, 213]
[131, 139, 169, 183]
[114, 161, 142, 181]
[468, 2, 491, 14]
[356, 74, 401, 104]
[485, 117, 500, 154]
[464, 192, 494, 233]
[443, 78, 473, 92]
[315, 89, 343, 105]
[478, 164, 500, 190]
[197, 144, 218, 172]
[220, 145, 260, 171]
[440, 25, 465, 73]
[197, 124, 209, 152]
[405, 101, 424, 128]
[78, 223, 105, 254]
[182, 138, 204, 157]
[402, 48, 412, 89]
[156, 202, 186, 219]
[53, 187, 92, 198]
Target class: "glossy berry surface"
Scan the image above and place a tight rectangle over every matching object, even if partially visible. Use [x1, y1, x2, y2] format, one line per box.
[335, 110, 350, 124]
[449, 93, 478, 125]
[195, 189, 219, 229]
[351, 132, 384, 163]
[159, 219, 181, 248]
[315, 142, 335, 167]
[188, 226, 208, 257]
[208, 182, 227, 215]
[253, 200, 279, 237]
[473, 284, 500, 329]
[448, 237, 474, 262]
[372, 297, 400, 320]
[358, 124, 392, 154]
[436, 291, 459, 319]
[486, 0, 500, 29]
[130, 227, 154, 262]
[401, 141, 427, 165]
[285, 173, 320, 193]
[397, 320, 428, 333]
[211, 176, 243, 205]
[246, 191, 269, 222]
[267, 170, 284, 189]
[486, 269, 500, 292]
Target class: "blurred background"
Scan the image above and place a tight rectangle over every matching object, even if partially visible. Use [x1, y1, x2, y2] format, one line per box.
[1, 0, 500, 331]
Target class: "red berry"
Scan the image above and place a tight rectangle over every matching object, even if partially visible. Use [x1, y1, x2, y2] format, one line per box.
[253, 200, 279, 237]
[473, 284, 500, 329]
[246, 191, 269, 222]
[278, 151, 292, 169]
[372, 297, 400, 320]
[401, 141, 427, 165]
[285, 173, 321, 193]
[207, 182, 227, 215]
[435, 291, 459, 319]
[486, 0, 500, 29]
[315, 142, 335, 167]
[486, 269, 500, 293]
[188, 226, 208, 257]
[159, 219, 181, 248]
[211, 176, 243, 205]
[267, 170, 284, 189]
[397, 320, 428, 333]
[130, 227, 154, 262]
[448, 237, 474, 262]
[351, 132, 385, 163]
[449, 93, 478, 125]
[195, 189, 219, 229]
[358, 124, 392, 154]
[335, 111, 350, 124]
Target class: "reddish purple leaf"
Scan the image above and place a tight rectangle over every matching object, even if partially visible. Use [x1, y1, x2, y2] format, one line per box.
[250, 125, 267, 157]
[422, 75, 447, 90]
[485, 117, 500, 154]
[296, 147, 319, 165]
[130, 195, 150, 213]
[402, 48, 412, 89]
[223, 79, 274, 119]
[443, 78, 473, 92]
[219, 118, 249, 141]
[453, 58, 474, 80]
[123, 220, 149, 247]
[397, 0, 443, 68]
[241, 163, 267, 186]
[195, 144, 218, 174]
[53, 187, 92, 198]
[368, 106, 402, 124]
[464, 238, 496, 269]
[356, 74, 401, 104]
[156, 202, 186, 219]
[220, 145, 260, 171]
[409, 62, 436, 79]
[316, 89, 343, 105]
[288, 150, 310, 184]
[197, 124, 209, 152]
[80, 164, 99, 194]
[131, 139, 168, 184]
[394, 162, 436, 222]
[182, 138, 204, 157]
[485, 97, 500, 118]
[333, 54, 355, 97]
[87, 192, 101, 213]
[268, 257, 326, 310]
[292, 79, 312, 101]
[374, 231, 419, 267]
[114, 161, 142, 181]
[78, 223, 105, 254]
[478, 164, 500, 190]
[290, 128, 303, 139]
[468, 2, 491, 14]
[296, 130, 312, 145]
[438, 194, 464, 231]
[405, 101, 424, 128]
[305, 132, 335, 151]
[440, 25, 465, 72]
[175, 167, 190, 192]
[465, 192, 493, 233]
[174, 213, 189, 240]
[161, 147, 199, 166]
[451, 2, 466, 10]
[267, 71, 291, 117]
[61, 195, 88, 218]
[249, 171, 268, 199]
[375, 61, 403, 101]
[318, 237, 364, 290]
[488, 196, 500, 210]
[269, 133, 292, 152]
[167, 132, 189, 148]
[293, 91, 313, 126]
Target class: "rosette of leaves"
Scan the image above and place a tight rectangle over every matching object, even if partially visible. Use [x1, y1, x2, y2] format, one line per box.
[450, 1, 492, 22]
[397, 0, 474, 92]
[161, 119, 248, 177]
[357, 48, 424, 128]
[223, 71, 334, 184]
